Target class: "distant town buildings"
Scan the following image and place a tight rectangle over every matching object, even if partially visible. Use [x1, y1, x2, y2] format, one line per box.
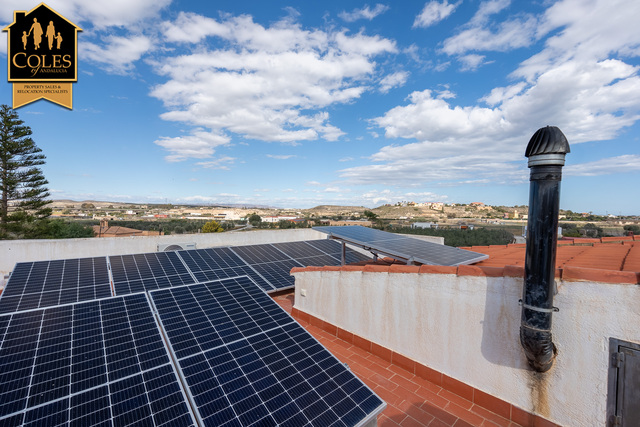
[93, 220, 162, 238]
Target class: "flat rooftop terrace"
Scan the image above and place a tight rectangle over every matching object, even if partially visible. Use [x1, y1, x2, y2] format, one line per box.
[272, 292, 554, 427]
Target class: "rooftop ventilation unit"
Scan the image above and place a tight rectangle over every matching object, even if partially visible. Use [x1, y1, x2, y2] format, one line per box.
[157, 242, 196, 252]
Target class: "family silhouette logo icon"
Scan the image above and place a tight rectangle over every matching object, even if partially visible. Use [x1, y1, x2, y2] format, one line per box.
[3, 3, 82, 109]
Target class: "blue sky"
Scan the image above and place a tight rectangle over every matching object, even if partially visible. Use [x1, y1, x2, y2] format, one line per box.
[1, 0, 639, 214]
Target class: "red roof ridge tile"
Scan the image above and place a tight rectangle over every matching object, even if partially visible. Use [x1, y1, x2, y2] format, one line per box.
[562, 266, 639, 284]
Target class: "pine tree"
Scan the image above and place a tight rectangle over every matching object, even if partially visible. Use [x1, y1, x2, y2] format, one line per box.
[0, 105, 52, 238]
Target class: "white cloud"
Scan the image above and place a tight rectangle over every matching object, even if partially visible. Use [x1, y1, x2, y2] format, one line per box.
[470, 0, 511, 25]
[442, 15, 538, 56]
[379, 71, 409, 93]
[339, 0, 640, 189]
[161, 12, 230, 43]
[151, 13, 396, 156]
[413, 1, 461, 28]
[81, 35, 153, 74]
[0, 0, 171, 28]
[339, 4, 390, 22]
[358, 189, 448, 205]
[266, 154, 296, 160]
[339, 157, 354, 162]
[344, 56, 640, 186]
[565, 155, 640, 176]
[481, 82, 527, 106]
[154, 129, 230, 162]
[195, 156, 236, 170]
[514, 0, 640, 81]
[458, 54, 487, 71]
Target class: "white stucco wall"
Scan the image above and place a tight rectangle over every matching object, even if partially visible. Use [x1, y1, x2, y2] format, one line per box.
[0, 229, 325, 284]
[291, 270, 640, 426]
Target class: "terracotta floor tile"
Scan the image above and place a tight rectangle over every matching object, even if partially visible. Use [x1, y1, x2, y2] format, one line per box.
[370, 372, 400, 392]
[400, 414, 431, 427]
[349, 361, 376, 381]
[389, 363, 418, 380]
[379, 413, 403, 426]
[374, 385, 405, 407]
[416, 387, 450, 409]
[383, 403, 409, 423]
[421, 402, 459, 426]
[404, 403, 436, 425]
[481, 419, 505, 427]
[273, 291, 530, 427]
[446, 402, 484, 426]
[428, 418, 457, 427]
[393, 384, 426, 405]
[391, 373, 422, 393]
[367, 352, 393, 369]
[368, 360, 397, 379]
[453, 418, 479, 427]
[471, 404, 511, 427]
[348, 351, 375, 369]
[439, 389, 474, 410]
[411, 374, 444, 394]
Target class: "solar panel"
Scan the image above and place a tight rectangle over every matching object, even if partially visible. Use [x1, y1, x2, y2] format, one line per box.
[304, 239, 372, 264]
[149, 276, 385, 427]
[0, 257, 112, 314]
[230, 243, 292, 264]
[109, 252, 195, 295]
[230, 244, 309, 290]
[272, 241, 328, 259]
[248, 259, 303, 290]
[0, 293, 196, 426]
[178, 248, 275, 292]
[314, 226, 489, 266]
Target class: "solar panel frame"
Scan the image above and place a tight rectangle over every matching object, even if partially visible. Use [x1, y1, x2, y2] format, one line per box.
[247, 259, 304, 290]
[149, 276, 386, 427]
[271, 241, 328, 259]
[0, 293, 197, 427]
[229, 243, 292, 264]
[313, 226, 489, 266]
[109, 251, 196, 295]
[0, 257, 112, 314]
[304, 239, 372, 264]
[177, 248, 276, 292]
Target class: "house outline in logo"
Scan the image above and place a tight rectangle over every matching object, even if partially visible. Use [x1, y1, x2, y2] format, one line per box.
[3, 2, 82, 108]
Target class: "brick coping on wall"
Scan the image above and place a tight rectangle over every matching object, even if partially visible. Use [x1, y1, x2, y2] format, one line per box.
[290, 305, 561, 427]
[291, 262, 640, 285]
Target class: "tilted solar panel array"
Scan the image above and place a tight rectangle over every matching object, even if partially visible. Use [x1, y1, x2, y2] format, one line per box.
[109, 251, 195, 295]
[0, 293, 196, 426]
[314, 225, 489, 266]
[0, 257, 112, 314]
[302, 239, 372, 265]
[178, 247, 275, 292]
[229, 240, 371, 291]
[149, 277, 385, 426]
[0, 239, 384, 426]
[103, 239, 371, 296]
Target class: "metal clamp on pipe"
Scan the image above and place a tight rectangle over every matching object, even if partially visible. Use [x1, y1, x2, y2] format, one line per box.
[519, 299, 559, 313]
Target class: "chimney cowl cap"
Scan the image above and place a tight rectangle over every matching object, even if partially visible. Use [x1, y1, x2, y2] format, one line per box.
[525, 126, 570, 158]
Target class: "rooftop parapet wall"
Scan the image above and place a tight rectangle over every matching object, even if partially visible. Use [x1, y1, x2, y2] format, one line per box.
[290, 267, 640, 426]
[0, 228, 326, 285]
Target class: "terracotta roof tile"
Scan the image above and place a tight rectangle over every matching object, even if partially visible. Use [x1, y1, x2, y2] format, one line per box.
[290, 240, 640, 284]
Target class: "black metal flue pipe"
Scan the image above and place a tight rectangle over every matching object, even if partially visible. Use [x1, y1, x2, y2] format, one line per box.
[520, 126, 570, 372]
